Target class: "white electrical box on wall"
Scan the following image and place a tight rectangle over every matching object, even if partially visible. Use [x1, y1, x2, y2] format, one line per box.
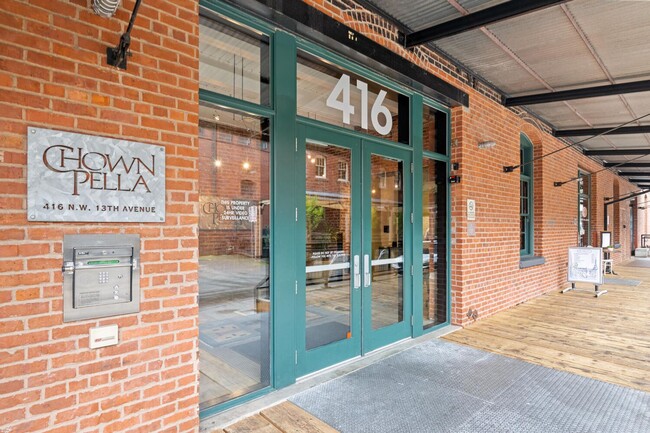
[89, 324, 119, 349]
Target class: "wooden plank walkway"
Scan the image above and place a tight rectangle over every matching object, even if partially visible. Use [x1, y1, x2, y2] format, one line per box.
[444, 261, 650, 393]
[212, 402, 339, 433]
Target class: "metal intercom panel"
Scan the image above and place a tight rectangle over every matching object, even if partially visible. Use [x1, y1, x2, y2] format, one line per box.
[63, 234, 140, 322]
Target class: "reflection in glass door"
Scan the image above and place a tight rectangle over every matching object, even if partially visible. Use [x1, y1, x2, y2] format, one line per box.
[305, 141, 353, 351]
[422, 158, 447, 328]
[368, 154, 404, 330]
[298, 125, 411, 375]
[362, 142, 411, 353]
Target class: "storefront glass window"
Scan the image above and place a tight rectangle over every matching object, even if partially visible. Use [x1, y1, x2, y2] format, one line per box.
[422, 158, 447, 328]
[297, 51, 409, 144]
[199, 16, 270, 106]
[423, 105, 447, 155]
[197, 103, 271, 409]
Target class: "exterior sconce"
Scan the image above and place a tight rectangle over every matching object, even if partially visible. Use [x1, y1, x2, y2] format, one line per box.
[105, 0, 143, 70]
[478, 140, 496, 149]
[242, 162, 251, 170]
[93, 0, 122, 17]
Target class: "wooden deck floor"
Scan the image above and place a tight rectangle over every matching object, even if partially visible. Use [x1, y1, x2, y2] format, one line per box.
[444, 261, 650, 393]
[211, 401, 338, 433]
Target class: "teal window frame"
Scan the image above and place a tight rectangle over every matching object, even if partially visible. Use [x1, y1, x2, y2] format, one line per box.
[198, 1, 277, 419]
[520, 134, 534, 256]
[415, 98, 451, 335]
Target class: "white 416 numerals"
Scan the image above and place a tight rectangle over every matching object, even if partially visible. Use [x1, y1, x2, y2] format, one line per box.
[326, 74, 393, 136]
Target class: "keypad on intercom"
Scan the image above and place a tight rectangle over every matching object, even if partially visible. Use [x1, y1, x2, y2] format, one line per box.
[72, 247, 133, 308]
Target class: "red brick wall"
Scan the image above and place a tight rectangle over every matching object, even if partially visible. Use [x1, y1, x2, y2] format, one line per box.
[304, 0, 646, 326]
[0, 1, 200, 432]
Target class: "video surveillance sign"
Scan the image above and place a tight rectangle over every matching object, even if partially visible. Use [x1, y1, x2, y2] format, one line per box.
[27, 127, 165, 222]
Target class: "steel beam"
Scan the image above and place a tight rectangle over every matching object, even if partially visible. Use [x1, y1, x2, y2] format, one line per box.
[506, 79, 650, 106]
[555, 125, 650, 137]
[604, 162, 650, 168]
[584, 149, 650, 156]
[615, 172, 650, 177]
[402, 0, 568, 48]
[627, 179, 650, 183]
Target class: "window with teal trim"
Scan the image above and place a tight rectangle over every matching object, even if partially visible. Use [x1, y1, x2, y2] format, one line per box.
[296, 51, 410, 144]
[198, 12, 272, 412]
[520, 134, 533, 256]
[199, 15, 270, 106]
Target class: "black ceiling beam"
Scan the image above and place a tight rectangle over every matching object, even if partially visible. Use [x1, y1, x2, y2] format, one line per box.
[616, 172, 650, 177]
[627, 179, 650, 183]
[604, 162, 650, 168]
[402, 0, 569, 48]
[506, 79, 650, 106]
[584, 149, 650, 156]
[555, 125, 650, 137]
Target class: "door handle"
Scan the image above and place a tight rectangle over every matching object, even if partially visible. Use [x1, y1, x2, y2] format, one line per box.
[353, 255, 361, 289]
[363, 254, 370, 287]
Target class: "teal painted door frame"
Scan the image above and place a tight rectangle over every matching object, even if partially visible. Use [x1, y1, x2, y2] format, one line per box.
[295, 122, 413, 376]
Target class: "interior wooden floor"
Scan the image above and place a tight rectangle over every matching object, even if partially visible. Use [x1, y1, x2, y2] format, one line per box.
[444, 260, 650, 393]
[208, 260, 650, 432]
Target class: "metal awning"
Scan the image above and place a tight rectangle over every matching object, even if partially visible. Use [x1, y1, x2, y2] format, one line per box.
[361, 0, 650, 187]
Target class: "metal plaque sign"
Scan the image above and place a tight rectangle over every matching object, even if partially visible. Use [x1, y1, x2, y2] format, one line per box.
[27, 127, 165, 222]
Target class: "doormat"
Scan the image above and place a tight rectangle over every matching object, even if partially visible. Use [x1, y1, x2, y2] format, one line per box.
[291, 339, 650, 433]
[604, 277, 642, 286]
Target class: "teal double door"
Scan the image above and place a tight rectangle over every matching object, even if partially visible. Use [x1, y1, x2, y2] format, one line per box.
[297, 123, 413, 376]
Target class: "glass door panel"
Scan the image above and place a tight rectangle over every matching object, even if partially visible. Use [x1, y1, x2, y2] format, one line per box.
[422, 158, 447, 328]
[297, 125, 361, 377]
[305, 142, 352, 350]
[362, 141, 412, 352]
[369, 155, 404, 330]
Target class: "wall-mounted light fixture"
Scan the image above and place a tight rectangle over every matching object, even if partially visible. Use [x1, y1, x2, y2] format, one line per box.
[478, 140, 496, 149]
[106, 0, 143, 70]
[93, 0, 122, 17]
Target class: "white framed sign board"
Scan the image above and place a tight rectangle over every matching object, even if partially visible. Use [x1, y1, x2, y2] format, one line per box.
[563, 247, 607, 297]
[567, 247, 603, 285]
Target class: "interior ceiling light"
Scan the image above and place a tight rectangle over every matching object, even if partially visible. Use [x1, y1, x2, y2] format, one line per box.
[93, 0, 122, 18]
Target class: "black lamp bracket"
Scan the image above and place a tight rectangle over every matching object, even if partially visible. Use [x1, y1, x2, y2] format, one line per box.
[106, 0, 142, 70]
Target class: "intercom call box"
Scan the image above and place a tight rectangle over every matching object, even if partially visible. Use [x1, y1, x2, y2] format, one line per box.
[63, 234, 140, 322]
